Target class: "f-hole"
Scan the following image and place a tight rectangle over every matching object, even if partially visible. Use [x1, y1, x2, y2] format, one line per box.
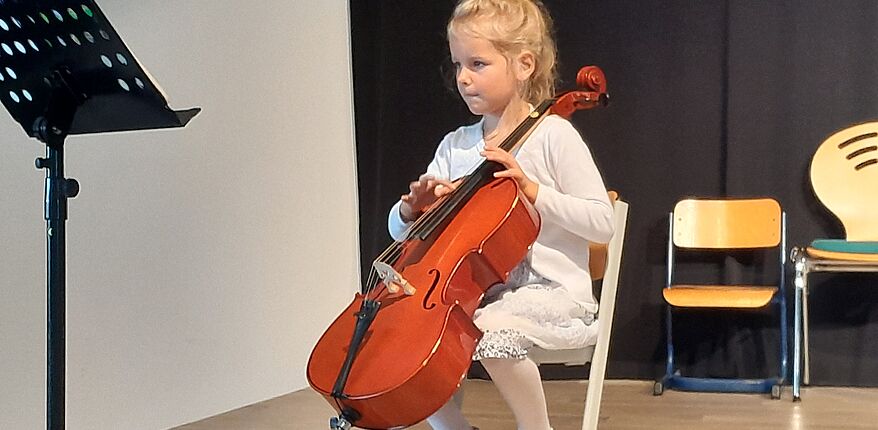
[422, 269, 441, 310]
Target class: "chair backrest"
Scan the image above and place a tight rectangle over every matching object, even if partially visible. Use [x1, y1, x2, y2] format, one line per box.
[672, 198, 782, 249]
[667, 198, 786, 297]
[810, 122, 878, 241]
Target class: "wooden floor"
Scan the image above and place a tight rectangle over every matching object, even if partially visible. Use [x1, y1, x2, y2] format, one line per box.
[173, 380, 878, 429]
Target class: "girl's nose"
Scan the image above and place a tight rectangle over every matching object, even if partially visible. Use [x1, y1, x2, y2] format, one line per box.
[457, 68, 471, 86]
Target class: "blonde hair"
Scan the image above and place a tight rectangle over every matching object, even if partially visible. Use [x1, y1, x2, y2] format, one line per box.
[447, 0, 557, 105]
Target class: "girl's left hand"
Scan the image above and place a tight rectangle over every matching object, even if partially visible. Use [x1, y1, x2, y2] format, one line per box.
[481, 146, 539, 204]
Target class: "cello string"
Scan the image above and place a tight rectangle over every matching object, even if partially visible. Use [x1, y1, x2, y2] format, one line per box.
[369, 103, 549, 281]
[367, 242, 402, 296]
[403, 102, 550, 240]
[399, 103, 545, 240]
[366, 100, 555, 297]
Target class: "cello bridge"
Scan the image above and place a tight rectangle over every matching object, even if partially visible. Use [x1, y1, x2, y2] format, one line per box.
[372, 261, 416, 296]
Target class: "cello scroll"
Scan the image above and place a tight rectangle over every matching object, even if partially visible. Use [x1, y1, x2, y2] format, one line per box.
[550, 66, 610, 120]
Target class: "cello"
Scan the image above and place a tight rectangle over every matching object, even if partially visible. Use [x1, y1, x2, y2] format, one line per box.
[307, 66, 609, 430]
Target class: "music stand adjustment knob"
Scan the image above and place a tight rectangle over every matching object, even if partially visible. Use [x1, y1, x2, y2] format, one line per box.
[64, 179, 80, 198]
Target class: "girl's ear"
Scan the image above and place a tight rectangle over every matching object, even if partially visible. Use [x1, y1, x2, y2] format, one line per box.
[514, 51, 536, 81]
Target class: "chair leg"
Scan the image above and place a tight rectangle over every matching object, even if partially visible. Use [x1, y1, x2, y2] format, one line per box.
[802, 279, 810, 386]
[656, 306, 675, 395]
[778, 280, 789, 387]
[582, 311, 617, 429]
[792, 258, 804, 401]
[582, 347, 607, 430]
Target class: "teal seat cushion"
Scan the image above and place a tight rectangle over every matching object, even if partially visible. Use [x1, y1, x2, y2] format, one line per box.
[810, 239, 878, 254]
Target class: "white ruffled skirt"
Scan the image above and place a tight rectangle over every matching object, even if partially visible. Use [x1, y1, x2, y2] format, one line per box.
[471, 260, 598, 361]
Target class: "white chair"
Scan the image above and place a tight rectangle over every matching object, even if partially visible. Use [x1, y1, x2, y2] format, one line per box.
[529, 198, 629, 430]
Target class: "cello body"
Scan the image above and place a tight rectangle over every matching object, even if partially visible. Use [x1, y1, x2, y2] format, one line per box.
[307, 177, 539, 429]
[308, 65, 608, 430]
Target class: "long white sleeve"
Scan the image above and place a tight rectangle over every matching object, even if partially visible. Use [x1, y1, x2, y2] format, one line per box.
[386, 132, 463, 241]
[387, 200, 411, 241]
[530, 117, 614, 243]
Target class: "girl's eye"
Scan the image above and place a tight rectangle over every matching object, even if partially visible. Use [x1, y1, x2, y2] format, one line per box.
[473, 61, 485, 68]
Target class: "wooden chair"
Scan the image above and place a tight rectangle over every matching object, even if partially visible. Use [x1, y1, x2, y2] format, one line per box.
[528, 195, 629, 430]
[791, 121, 878, 401]
[654, 198, 787, 398]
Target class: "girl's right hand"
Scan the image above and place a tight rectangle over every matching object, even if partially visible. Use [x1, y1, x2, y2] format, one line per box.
[399, 174, 457, 222]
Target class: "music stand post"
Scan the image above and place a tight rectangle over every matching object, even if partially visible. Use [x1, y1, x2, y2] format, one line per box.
[0, 2, 200, 429]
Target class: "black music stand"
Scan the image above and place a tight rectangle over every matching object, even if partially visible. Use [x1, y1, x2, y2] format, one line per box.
[0, 2, 200, 429]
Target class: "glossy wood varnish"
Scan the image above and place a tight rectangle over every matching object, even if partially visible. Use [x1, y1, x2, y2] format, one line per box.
[307, 178, 539, 429]
[307, 66, 609, 429]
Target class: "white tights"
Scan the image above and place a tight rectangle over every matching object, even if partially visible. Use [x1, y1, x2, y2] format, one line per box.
[426, 357, 552, 430]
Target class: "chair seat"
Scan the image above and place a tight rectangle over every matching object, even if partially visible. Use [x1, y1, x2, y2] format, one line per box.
[663, 285, 777, 308]
[529, 345, 596, 366]
[808, 240, 878, 262]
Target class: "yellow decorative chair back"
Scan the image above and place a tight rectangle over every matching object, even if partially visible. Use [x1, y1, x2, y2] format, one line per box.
[790, 122, 878, 400]
[810, 122, 878, 241]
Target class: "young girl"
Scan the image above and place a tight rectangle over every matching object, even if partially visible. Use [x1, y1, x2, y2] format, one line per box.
[387, 1, 614, 429]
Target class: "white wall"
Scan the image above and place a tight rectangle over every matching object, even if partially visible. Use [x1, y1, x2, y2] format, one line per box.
[0, 1, 359, 428]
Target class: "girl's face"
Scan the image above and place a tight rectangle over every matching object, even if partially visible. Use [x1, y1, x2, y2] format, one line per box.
[449, 30, 522, 118]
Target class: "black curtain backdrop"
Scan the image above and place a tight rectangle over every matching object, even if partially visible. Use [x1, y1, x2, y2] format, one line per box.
[349, 0, 878, 385]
